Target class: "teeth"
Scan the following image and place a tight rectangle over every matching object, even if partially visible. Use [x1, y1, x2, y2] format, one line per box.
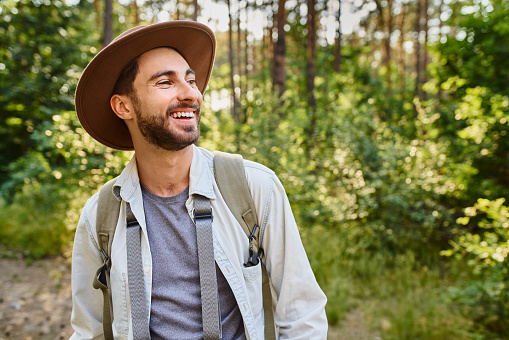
[170, 111, 195, 118]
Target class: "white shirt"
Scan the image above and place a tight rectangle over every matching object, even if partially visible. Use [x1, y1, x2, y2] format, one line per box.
[70, 145, 328, 339]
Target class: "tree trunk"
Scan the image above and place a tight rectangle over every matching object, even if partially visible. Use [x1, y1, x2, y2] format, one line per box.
[438, 0, 444, 32]
[422, 0, 429, 100]
[374, 0, 393, 96]
[333, 0, 341, 73]
[242, 5, 249, 123]
[373, 0, 386, 64]
[103, 0, 113, 46]
[227, 0, 240, 126]
[398, 3, 406, 112]
[306, 0, 316, 108]
[270, 0, 277, 90]
[413, 0, 422, 116]
[244, 6, 250, 78]
[193, 0, 198, 21]
[437, 0, 444, 99]
[132, 0, 140, 26]
[94, 0, 101, 35]
[386, 0, 394, 97]
[273, 0, 286, 96]
[306, 0, 317, 159]
[236, 8, 242, 98]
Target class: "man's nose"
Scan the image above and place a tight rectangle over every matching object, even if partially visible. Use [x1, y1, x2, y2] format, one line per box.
[177, 81, 200, 103]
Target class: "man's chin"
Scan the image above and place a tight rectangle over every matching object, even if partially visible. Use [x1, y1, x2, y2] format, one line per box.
[149, 133, 200, 152]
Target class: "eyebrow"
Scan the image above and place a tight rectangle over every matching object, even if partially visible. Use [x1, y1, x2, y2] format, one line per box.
[149, 68, 195, 82]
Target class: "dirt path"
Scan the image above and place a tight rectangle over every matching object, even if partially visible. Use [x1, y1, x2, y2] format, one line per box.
[0, 256, 73, 340]
[0, 256, 377, 340]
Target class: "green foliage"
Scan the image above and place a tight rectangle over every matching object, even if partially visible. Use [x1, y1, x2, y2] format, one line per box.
[0, 0, 131, 256]
[435, 0, 509, 95]
[303, 225, 480, 339]
[0, 184, 79, 260]
[442, 198, 509, 334]
[0, 0, 97, 184]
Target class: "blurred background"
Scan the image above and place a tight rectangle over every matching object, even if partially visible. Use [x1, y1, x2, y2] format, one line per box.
[1, 0, 509, 338]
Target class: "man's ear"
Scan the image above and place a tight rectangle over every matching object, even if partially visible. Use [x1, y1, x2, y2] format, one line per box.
[110, 94, 135, 120]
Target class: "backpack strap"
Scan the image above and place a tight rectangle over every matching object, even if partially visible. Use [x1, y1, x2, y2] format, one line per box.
[125, 202, 151, 340]
[194, 194, 222, 340]
[213, 151, 276, 340]
[93, 177, 120, 340]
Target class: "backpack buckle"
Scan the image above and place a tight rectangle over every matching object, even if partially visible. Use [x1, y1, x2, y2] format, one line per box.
[248, 224, 259, 241]
[244, 246, 264, 267]
[193, 207, 213, 223]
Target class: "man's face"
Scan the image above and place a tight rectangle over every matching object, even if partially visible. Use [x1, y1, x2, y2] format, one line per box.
[129, 47, 203, 151]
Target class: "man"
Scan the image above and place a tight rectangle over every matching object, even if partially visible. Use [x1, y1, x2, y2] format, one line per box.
[70, 21, 327, 340]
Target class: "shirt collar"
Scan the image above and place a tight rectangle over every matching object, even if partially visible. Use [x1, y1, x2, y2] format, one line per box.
[113, 155, 139, 201]
[188, 144, 216, 200]
[112, 145, 216, 201]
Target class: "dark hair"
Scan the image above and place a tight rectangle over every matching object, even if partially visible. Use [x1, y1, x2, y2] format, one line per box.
[112, 55, 140, 97]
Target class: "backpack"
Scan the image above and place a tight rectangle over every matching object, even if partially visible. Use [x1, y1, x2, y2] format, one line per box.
[92, 151, 275, 339]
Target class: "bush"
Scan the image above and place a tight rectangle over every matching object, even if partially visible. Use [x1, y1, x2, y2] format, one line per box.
[442, 198, 509, 335]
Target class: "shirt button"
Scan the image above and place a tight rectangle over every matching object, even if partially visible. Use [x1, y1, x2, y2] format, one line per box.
[145, 266, 150, 273]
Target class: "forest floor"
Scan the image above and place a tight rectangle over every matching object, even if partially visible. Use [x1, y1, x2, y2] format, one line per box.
[0, 256, 379, 340]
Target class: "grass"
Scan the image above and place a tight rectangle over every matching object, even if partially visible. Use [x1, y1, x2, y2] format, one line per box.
[301, 225, 488, 340]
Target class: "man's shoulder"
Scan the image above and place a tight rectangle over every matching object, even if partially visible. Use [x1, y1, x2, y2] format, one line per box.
[81, 189, 101, 220]
[196, 146, 275, 176]
[242, 158, 275, 177]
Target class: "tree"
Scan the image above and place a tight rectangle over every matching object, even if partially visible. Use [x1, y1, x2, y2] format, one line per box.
[373, 0, 395, 96]
[397, 2, 406, 100]
[333, 0, 341, 73]
[304, 0, 317, 161]
[226, 0, 241, 148]
[413, 0, 422, 107]
[272, 0, 286, 96]
[103, 0, 113, 46]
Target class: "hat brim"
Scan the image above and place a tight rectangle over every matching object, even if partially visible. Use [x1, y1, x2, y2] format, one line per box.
[75, 21, 216, 150]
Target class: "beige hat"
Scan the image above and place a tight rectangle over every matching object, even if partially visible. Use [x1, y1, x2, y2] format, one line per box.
[75, 21, 216, 150]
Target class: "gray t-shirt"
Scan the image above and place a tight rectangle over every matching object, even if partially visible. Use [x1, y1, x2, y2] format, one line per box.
[142, 185, 245, 340]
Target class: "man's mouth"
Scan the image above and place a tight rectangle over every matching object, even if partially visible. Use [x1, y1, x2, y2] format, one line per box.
[169, 111, 195, 119]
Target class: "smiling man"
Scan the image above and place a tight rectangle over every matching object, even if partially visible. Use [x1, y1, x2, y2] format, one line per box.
[70, 21, 327, 340]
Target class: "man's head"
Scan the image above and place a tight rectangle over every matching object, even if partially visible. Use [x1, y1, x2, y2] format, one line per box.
[110, 47, 202, 151]
[75, 21, 216, 150]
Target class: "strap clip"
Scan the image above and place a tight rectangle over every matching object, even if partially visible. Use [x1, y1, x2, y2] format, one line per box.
[100, 248, 109, 262]
[244, 246, 264, 267]
[248, 224, 259, 241]
[193, 208, 214, 223]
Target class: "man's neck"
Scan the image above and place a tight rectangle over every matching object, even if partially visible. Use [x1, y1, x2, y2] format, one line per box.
[135, 145, 193, 197]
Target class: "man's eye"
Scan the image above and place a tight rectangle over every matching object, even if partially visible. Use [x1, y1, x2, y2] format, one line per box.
[188, 79, 197, 85]
[158, 80, 172, 86]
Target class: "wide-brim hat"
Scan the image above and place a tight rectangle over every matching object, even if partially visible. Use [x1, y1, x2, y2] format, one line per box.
[75, 21, 216, 150]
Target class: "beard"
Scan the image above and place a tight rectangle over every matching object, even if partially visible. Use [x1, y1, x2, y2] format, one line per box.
[133, 98, 201, 151]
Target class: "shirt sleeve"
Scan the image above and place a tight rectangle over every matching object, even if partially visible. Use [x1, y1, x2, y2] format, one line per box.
[69, 197, 106, 340]
[261, 174, 328, 339]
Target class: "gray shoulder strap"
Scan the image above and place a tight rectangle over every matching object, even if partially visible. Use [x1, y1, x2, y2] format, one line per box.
[125, 202, 151, 339]
[93, 177, 121, 340]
